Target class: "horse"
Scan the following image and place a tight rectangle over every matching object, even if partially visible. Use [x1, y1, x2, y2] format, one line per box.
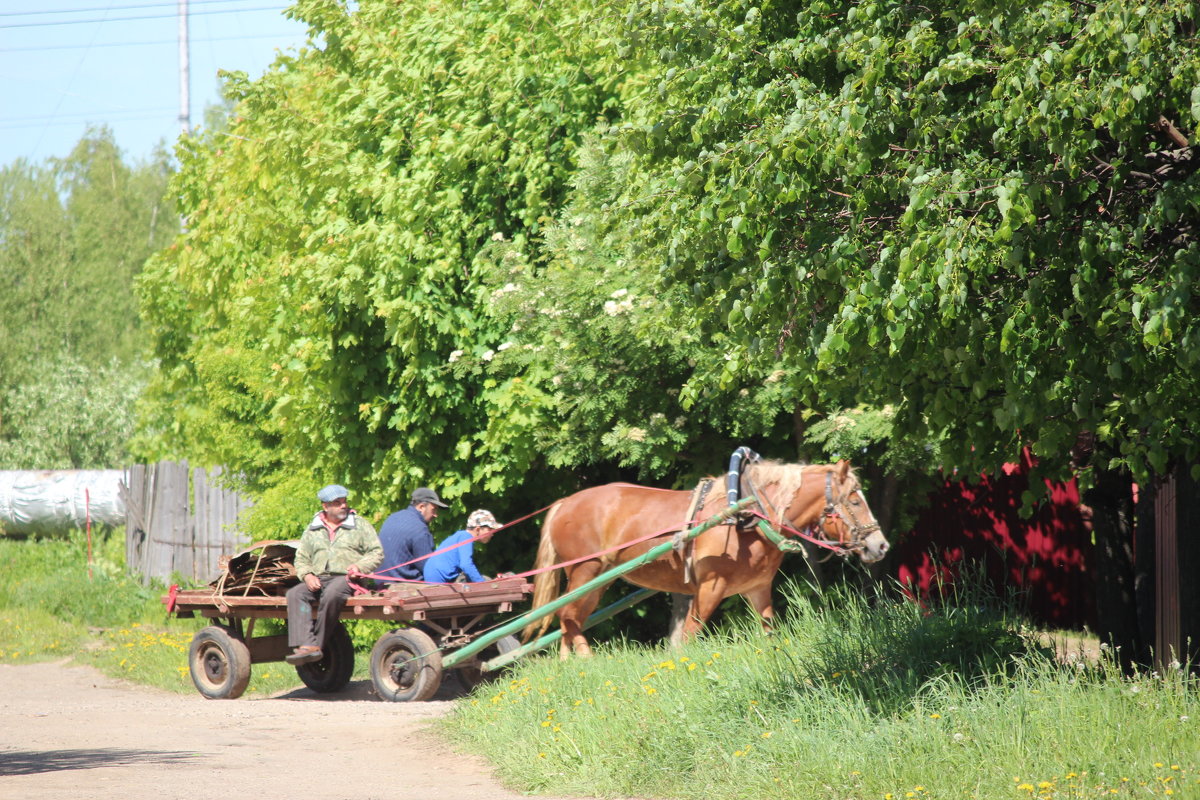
[525, 459, 889, 657]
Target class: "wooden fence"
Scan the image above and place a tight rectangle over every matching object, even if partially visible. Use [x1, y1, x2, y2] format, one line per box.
[121, 462, 252, 585]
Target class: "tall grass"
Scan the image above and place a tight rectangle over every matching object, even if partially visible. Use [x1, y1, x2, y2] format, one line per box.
[0, 530, 307, 695]
[445, 580, 1199, 799]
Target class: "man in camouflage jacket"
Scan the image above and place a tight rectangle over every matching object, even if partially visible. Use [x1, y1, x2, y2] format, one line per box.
[284, 484, 383, 664]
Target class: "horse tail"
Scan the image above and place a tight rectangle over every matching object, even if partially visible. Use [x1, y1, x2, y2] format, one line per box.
[522, 503, 563, 643]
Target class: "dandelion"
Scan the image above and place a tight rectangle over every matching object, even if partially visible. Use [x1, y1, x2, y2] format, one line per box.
[930, 713, 941, 719]
[761, 731, 772, 739]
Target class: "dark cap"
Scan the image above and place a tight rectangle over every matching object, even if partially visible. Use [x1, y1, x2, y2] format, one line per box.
[317, 484, 348, 503]
[411, 487, 448, 508]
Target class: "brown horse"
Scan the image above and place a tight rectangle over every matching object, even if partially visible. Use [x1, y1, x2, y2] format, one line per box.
[526, 459, 889, 657]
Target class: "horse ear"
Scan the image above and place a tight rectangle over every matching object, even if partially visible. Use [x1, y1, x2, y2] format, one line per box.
[836, 459, 850, 481]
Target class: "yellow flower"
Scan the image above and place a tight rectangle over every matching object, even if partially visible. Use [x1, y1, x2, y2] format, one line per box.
[1017, 784, 1034, 792]
[644, 686, 657, 695]
[761, 731, 772, 739]
[1038, 782, 1053, 789]
[930, 713, 941, 719]
[1156, 763, 1165, 768]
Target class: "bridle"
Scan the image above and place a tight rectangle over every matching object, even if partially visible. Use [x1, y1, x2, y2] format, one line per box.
[747, 467, 881, 557]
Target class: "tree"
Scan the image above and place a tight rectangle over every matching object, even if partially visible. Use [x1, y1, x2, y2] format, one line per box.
[136, 0, 629, 525]
[569, 0, 1200, 484]
[0, 128, 173, 469]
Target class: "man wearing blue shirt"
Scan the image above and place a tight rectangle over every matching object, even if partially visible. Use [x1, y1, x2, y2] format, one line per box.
[377, 487, 449, 582]
[423, 509, 503, 583]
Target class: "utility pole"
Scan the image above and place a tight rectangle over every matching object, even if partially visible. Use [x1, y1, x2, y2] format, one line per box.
[178, 0, 190, 135]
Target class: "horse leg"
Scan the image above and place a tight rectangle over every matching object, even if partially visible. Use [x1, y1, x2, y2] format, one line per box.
[743, 584, 775, 634]
[558, 561, 606, 658]
[682, 577, 728, 641]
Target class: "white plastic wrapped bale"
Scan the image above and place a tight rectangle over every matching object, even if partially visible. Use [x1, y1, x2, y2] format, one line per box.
[0, 470, 126, 534]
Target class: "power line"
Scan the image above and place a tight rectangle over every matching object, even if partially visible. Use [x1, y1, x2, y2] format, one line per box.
[0, 110, 179, 131]
[3, 32, 301, 52]
[0, 4, 289, 29]
[2, 106, 180, 125]
[0, 0, 265, 18]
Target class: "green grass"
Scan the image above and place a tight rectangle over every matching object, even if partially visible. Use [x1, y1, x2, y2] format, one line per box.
[0, 530, 316, 696]
[444, 581, 1200, 800]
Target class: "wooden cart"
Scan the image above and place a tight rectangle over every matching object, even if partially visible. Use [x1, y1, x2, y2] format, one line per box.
[167, 497, 754, 702]
[167, 577, 530, 701]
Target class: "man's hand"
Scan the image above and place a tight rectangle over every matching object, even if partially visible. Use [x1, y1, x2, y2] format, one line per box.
[304, 573, 321, 591]
[346, 565, 363, 579]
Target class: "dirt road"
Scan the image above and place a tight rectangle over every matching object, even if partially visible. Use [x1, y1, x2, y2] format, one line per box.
[0, 660, 587, 800]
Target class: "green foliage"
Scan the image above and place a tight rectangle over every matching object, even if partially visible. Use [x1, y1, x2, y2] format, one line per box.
[0, 127, 173, 470]
[136, 0, 630, 528]
[578, 0, 1200, 481]
[0, 354, 146, 469]
[0, 127, 173, 377]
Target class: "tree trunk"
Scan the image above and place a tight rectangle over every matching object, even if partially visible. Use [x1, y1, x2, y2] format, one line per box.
[1082, 467, 1144, 671]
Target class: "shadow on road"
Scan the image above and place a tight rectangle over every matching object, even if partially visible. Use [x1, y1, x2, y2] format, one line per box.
[0, 747, 197, 776]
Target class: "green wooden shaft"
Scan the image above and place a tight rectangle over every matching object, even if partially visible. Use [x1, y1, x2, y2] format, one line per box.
[480, 587, 658, 672]
[756, 518, 804, 552]
[440, 497, 755, 669]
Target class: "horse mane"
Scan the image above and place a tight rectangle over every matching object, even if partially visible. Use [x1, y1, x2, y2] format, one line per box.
[743, 460, 856, 519]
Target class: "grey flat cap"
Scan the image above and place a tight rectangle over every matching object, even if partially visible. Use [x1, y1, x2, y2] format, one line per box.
[317, 484, 349, 503]
[411, 487, 448, 508]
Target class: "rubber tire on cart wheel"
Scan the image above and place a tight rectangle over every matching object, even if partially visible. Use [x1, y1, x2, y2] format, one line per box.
[370, 628, 443, 702]
[189, 625, 252, 699]
[295, 623, 354, 693]
[452, 634, 521, 691]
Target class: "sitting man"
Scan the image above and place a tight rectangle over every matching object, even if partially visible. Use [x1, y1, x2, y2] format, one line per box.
[285, 484, 383, 665]
[376, 486, 449, 582]
[423, 509, 503, 583]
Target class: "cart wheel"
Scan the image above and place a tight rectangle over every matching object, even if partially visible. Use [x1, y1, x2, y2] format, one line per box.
[189, 625, 252, 700]
[452, 634, 521, 691]
[295, 623, 354, 693]
[370, 628, 443, 702]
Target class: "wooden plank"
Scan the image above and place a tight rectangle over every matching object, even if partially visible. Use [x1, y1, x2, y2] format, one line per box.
[168, 578, 532, 620]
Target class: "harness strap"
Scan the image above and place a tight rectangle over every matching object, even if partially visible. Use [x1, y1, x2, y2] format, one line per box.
[673, 478, 714, 584]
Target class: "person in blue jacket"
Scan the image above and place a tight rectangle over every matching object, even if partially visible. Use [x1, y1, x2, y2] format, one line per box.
[377, 487, 448, 582]
[423, 509, 503, 583]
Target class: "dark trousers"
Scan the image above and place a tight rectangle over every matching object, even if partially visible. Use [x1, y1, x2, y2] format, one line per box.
[286, 574, 354, 649]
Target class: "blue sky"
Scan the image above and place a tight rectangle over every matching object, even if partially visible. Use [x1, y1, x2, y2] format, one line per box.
[0, 1, 309, 167]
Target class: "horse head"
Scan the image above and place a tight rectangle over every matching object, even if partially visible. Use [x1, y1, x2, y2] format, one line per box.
[745, 459, 889, 563]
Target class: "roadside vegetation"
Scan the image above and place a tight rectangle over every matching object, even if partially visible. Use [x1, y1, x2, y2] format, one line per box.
[3, 530, 1194, 800]
[446, 582, 1199, 800]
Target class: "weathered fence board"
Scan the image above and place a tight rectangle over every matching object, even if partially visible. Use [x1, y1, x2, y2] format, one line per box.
[122, 462, 251, 585]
